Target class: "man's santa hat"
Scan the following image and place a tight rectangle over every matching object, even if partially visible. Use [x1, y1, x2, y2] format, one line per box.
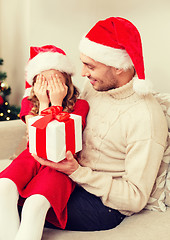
[24, 45, 75, 98]
[79, 17, 152, 95]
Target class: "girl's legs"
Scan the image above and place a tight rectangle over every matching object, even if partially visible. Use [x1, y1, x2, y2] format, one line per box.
[15, 194, 51, 240]
[0, 178, 20, 240]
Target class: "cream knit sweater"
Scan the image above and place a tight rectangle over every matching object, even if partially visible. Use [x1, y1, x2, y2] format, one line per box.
[70, 79, 168, 216]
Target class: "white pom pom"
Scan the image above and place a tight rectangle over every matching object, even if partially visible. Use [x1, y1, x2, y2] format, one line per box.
[133, 77, 153, 95]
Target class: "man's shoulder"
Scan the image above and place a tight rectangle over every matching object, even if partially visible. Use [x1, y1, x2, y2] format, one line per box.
[127, 93, 166, 118]
[125, 94, 168, 145]
[144, 93, 168, 120]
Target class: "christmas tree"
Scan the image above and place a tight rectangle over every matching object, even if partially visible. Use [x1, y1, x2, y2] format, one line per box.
[0, 58, 20, 121]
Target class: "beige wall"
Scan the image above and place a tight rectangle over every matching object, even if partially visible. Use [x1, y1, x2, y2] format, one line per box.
[0, 0, 170, 105]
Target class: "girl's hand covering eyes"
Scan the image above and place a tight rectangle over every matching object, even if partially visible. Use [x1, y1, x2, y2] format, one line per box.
[48, 74, 68, 106]
[34, 74, 50, 112]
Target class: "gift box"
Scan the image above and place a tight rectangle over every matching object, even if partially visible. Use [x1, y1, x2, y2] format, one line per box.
[28, 106, 82, 163]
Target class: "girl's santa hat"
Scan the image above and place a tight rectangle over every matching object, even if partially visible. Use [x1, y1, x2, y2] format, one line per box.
[79, 17, 153, 95]
[24, 45, 75, 98]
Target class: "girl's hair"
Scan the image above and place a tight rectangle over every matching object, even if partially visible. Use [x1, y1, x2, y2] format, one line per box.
[28, 72, 79, 115]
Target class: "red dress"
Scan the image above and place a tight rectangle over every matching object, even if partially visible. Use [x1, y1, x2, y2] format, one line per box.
[0, 97, 89, 229]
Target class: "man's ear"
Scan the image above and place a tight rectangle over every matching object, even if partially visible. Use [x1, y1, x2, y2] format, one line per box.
[115, 68, 124, 75]
[110, 67, 124, 75]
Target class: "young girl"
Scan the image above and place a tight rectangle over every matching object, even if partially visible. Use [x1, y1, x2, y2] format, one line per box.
[0, 45, 89, 240]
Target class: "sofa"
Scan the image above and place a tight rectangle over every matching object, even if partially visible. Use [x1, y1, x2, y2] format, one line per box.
[0, 92, 170, 240]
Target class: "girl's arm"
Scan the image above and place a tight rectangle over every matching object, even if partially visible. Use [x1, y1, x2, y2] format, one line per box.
[20, 97, 33, 123]
[20, 97, 34, 140]
[72, 99, 89, 130]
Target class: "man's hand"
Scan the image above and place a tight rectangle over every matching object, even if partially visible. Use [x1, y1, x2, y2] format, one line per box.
[32, 151, 79, 175]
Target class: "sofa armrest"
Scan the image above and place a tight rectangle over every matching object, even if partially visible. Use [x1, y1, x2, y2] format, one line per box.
[0, 119, 26, 160]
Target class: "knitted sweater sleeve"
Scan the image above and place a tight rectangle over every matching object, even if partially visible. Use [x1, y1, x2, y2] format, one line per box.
[69, 139, 165, 215]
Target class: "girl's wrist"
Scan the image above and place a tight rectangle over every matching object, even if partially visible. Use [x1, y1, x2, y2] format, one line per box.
[51, 101, 62, 107]
[39, 103, 49, 114]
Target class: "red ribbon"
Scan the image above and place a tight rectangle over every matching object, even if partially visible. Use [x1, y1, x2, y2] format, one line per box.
[31, 106, 75, 160]
[32, 106, 70, 129]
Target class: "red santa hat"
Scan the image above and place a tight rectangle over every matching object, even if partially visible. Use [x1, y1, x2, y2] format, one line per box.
[79, 17, 153, 95]
[24, 45, 75, 98]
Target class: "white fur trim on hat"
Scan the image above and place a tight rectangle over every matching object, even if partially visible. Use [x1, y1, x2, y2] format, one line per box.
[79, 37, 133, 69]
[23, 87, 32, 98]
[133, 76, 153, 95]
[25, 52, 75, 85]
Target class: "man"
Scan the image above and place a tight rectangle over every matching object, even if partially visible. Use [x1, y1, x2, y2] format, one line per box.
[34, 17, 168, 231]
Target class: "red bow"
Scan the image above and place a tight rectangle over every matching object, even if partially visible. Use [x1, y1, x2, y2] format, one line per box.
[32, 106, 70, 129]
